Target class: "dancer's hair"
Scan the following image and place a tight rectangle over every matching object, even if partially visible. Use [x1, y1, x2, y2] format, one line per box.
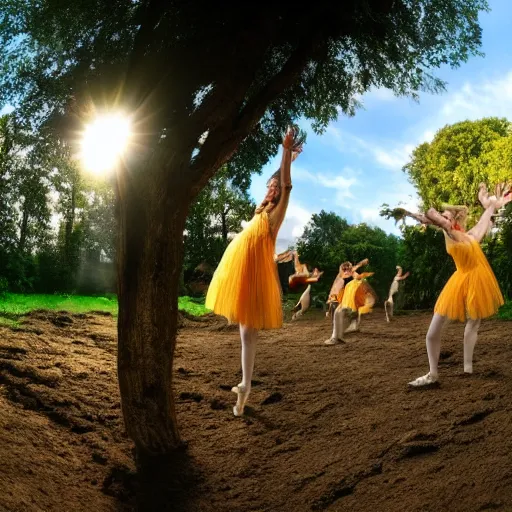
[440, 204, 469, 231]
[340, 261, 352, 272]
[255, 169, 281, 214]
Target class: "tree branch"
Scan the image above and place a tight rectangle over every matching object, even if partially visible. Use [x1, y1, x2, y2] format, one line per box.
[188, 35, 325, 195]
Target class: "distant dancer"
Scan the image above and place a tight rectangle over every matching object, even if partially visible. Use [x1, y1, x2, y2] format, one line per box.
[384, 266, 410, 322]
[324, 259, 377, 345]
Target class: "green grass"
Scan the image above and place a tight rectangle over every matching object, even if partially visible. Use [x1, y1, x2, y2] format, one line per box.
[0, 293, 209, 320]
[497, 300, 512, 320]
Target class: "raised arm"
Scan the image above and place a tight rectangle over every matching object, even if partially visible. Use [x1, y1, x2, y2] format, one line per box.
[352, 258, 369, 272]
[396, 271, 410, 281]
[468, 183, 511, 243]
[269, 127, 302, 234]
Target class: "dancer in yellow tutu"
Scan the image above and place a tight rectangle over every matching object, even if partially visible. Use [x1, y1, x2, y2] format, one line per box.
[324, 259, 377, 345]
[407, 182, 511, 386]
[206, 126, 304, 416]
[325, 258, 369, 320]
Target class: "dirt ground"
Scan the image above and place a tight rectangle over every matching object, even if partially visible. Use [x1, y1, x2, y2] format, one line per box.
[1, 307, 512, 512]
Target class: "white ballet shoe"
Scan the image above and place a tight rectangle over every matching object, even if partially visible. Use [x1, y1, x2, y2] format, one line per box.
[464, 365, 473, 374]
[408, 372, 438, 387]
[232, 384, 249, 416]
[324, 337, 342, 345]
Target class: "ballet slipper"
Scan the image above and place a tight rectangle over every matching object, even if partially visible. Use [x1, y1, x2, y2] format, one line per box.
[408, 372, 438, 387]
[232, 383, 249, 416]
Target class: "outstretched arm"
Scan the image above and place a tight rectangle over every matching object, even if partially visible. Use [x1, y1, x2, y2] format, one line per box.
[381, 206, 433, 226]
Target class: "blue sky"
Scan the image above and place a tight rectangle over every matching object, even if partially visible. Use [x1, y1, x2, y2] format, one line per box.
[251, 0, 512, 252]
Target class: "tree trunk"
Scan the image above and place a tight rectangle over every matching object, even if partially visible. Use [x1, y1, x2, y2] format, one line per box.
[221, 209, 228, 242]
[18, 202, 29, 252]
[116, 159, 186, 461]
[65, 180, 76, 260]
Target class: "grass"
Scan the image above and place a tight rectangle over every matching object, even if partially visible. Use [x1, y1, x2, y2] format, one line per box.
[497, 300, 512, 320]
[0, 293, 209, 321]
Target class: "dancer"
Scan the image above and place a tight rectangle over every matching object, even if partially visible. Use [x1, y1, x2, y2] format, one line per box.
[275, 250, 323, 290]
[408, 182, 510, 386]
[324, 259, 377, 345]
[325, 258, 369, 321]
[384, 266, 410, 322]
[206, 126, 304, 416]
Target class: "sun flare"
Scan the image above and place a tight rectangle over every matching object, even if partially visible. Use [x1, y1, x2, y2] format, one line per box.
[80, 114, 131, 173]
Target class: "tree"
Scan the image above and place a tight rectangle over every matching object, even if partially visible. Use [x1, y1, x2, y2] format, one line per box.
[396, 225, 454, 309]
[184, 167, 255, 276]
[0, 0, 489, 468]
[404, 117, 511, 220]
[297, 211, 399, 300]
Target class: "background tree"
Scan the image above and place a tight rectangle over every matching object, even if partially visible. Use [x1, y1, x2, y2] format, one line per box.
[184, 166, 255, 279]
[296, 211, 399, 300]
[0, 0, 489, 470]
[404, 117, 511, 220]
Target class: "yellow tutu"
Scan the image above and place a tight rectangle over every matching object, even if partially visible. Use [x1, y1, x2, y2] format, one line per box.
[434, 234, 504, 322]
[205, 212, 282, 329]
[339, 279, 375, 315]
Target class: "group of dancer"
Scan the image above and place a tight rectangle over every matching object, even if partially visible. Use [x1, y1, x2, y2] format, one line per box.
[205, 126, 511, 415]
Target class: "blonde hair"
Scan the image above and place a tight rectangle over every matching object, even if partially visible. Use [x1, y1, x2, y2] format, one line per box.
[440, 204, 469, 230]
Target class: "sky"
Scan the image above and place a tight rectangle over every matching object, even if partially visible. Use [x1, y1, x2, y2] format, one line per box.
[250, 0, 512, 252]
[2, 2, 511, 251]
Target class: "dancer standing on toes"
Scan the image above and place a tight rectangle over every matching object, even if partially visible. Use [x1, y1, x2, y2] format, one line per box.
[324, 259, 377, 345]
[408, 182, 510, 387]
[385, 266, 410, 322]
[206, 126, 304, 416]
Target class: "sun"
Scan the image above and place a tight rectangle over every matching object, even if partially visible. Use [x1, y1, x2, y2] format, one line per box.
[80, 113, 131, 174]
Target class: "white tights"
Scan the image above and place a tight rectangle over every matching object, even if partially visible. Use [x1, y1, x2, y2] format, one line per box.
[426, 313, 481, 378]
[232, 324, 258, 415]
[332, 307, 352, 340]
[239, 324, 258, 390]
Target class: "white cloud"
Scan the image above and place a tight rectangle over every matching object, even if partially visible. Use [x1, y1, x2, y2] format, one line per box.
[366, 87, 397, 102]
[324, 126, 413, 171]
[290, 161, 358, 205]
[360, 208, 380, 222]
[275, 201, 312, 252]
[0, 104, 14, 115]
[415, 71, 512, 145]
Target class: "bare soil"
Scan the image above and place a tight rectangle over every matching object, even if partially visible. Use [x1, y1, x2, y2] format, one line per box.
[1, 308, 511, 512]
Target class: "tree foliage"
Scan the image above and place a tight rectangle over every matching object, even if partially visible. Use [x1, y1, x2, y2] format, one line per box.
[184, 167, 255, 278]
[296, 210, 399, 300]
[404, 117, 511, 220]
[0, 0, 489, 190]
